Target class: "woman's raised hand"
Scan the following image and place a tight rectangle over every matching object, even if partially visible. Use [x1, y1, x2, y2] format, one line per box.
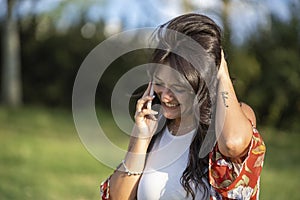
[217, 50, 230, 80]
[133, 82, 159, 139]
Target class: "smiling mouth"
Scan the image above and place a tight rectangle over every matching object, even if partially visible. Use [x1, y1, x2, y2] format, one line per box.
[164, 102, 180, 108]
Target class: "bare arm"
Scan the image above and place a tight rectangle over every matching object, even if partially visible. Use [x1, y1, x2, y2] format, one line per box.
[109, 84, 158, 200]
[109, 136, 151, 200]
[216, 51, 255, 158]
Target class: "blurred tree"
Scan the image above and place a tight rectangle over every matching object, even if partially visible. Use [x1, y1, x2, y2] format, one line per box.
[1, 0, 298, 131]
[241, 3, 300, 131]
[1, 0, 22, 107]
[19, 12, 106, 107]
[221, 0, 231, 52]
[3, 0, 107, 107]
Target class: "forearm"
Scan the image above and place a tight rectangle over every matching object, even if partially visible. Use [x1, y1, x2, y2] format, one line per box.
[108, 82, 158, 199]
[109, 127, 151, 200]
[216, 74, 253, 158]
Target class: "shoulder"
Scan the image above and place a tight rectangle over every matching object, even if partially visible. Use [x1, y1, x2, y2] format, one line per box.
[240, 102, 256, 127]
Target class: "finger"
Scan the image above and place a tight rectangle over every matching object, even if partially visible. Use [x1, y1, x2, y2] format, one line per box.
[135, 110, 158, 122]
[147, 114, 158, 121]
[136, 96, 155, 112]
[147, 82, 154, 109]
[221, 50, 226, 64]
[219, 50, 228, 71]
[136, 108, 158, 117]
[142, 82, 152, 98]
[143, 109, 158, 116]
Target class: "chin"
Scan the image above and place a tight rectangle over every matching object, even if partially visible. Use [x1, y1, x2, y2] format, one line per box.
[162, 110, 180, 120]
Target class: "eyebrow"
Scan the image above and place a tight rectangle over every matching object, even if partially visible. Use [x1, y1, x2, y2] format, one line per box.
[152, 74, 164, 82]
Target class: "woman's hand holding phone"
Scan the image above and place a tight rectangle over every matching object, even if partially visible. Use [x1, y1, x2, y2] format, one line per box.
[134, 82, 158, 139]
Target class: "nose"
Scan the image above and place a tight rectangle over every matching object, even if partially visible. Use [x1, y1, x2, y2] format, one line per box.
[160, 87, 174, 102]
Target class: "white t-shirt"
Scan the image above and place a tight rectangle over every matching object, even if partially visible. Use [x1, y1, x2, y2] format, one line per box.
[137, 127, 209, 200]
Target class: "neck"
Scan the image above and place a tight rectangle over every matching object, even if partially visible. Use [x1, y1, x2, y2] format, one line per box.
[167, 117, 196, 136]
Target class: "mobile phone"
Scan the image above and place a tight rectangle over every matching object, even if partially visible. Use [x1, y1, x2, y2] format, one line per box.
[147, 82, 154, 110]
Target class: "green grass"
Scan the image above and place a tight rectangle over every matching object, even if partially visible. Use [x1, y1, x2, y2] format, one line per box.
[0, 106, 123, 200]
[259, 127, 300, 200]
[0, 107, 299, 199]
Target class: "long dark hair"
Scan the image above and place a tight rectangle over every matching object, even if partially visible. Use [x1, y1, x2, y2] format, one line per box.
[147, 13, 222, 199]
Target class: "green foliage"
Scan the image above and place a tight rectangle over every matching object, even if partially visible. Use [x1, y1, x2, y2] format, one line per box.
[228, 11, 300, 131]
[229, 50, 261, 96]
[18, 14, 106, 106]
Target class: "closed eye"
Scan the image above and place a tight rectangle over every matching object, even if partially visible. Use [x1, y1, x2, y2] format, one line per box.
[153, 81, 165, 87]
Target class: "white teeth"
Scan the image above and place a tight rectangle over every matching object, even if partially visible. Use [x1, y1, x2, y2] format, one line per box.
[165, 102, 178, 107]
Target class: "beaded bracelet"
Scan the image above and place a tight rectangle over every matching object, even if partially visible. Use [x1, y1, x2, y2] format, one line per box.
[122, 160, 143, 176]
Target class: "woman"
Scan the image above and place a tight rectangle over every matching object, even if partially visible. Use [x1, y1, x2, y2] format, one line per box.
[100, 13, 265, 200]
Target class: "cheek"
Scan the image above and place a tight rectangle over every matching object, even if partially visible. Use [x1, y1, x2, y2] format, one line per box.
[179, 95, 194, 104]
[153, 88, 161, 100]
[180, 96, 195, 110]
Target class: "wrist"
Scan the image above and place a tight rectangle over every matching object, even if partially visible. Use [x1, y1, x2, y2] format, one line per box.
[120, 159, 143, 176]
[124, 139, 149, 173]
[128, 136, 152, 154]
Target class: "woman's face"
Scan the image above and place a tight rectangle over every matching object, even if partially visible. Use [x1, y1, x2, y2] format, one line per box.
[152, 66, 195, 120]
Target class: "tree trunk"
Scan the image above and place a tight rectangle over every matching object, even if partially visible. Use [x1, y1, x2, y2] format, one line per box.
[222, 0, 232, 53]
[1, 0, 22, 107]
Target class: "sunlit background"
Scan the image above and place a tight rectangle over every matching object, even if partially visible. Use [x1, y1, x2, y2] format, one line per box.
[0, 0, 299, 199]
